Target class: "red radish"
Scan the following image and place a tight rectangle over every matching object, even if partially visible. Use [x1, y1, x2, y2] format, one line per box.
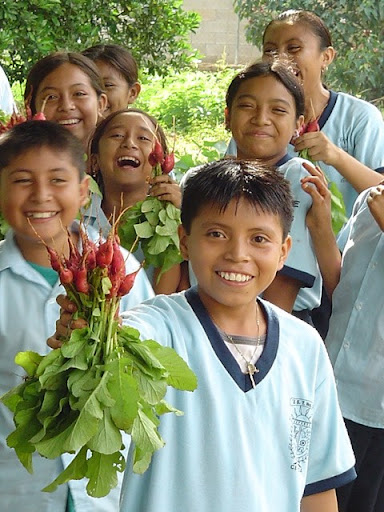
[96, 238, 114, 268]
[59, 268, 74, 285]
[117, 269, 140, 296]
[109, 241, 125, 275]
[32, 112, 47, 121]
[47, 246, 63, 272]
[148, 140, 164, 167]
[306, 118, 320, 132]
[65, 235, 81, 272]
[73, 266, 89, 294]
[161, 153, 175, 174]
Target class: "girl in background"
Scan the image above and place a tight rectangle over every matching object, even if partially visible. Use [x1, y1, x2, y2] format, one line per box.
[262, 9, 384, 216]
[24, 51, 107, 148]
[82, 43, 141, 114]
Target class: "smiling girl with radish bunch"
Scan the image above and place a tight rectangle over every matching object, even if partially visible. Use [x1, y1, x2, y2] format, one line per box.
[84, 108, 183, 293]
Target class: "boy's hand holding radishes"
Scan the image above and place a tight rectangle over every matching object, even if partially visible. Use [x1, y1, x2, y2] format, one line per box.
[47, 295, 87, 349]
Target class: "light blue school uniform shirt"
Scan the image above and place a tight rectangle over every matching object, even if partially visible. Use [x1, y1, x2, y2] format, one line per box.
[0, 224, 154, 512]
[119, 289, 355, 512]
[82, 193, 155, 285]
[325, 188, 384, 429]
[227, 90, 384, 218]
[180, 156, 322, 311]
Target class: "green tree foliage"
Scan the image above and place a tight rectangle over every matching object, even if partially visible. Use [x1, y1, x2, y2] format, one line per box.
[233, 0, 384, 104]
[0, 0, 200, 84]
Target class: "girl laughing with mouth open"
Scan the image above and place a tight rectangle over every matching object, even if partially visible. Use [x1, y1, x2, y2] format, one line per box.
[84, 108, 182, 293]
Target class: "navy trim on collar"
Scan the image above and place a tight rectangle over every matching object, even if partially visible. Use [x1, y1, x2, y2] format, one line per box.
[317, 90, 338, 129]
[275, 154, 292, 167]
[185, 287, 279, 392]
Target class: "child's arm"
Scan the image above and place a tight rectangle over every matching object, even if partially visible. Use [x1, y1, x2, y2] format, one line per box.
[262, 274, 301, 313]
[367, 183, 384, 231]
[294, 131, 383, 193]
[152, 264, 181, 295]
[300, 489, 338, 512]
[301, 163, 341, 299]
[149, 175, 181, 208]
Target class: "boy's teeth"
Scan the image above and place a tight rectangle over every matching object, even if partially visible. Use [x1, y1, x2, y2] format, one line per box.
[58, 119, 79, 125]
[26, 212, 56, 219]
[218, 272, 252, 282]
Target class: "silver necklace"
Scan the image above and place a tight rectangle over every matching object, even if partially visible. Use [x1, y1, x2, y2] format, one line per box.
[225, 305, 261, 389]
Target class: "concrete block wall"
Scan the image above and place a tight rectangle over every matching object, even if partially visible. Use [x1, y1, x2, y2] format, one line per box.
[183, 0, 261, 66]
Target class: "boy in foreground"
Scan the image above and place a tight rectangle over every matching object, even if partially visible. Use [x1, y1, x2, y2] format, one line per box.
[0, 120, 153, 511]
[52, 159, 355, 511]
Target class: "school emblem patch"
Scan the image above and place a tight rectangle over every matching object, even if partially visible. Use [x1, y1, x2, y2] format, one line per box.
[289, 397, 313, 471]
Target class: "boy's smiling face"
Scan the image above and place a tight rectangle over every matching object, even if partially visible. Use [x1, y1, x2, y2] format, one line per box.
[0, 146, 89, 257]
[179, 197, 291, 318]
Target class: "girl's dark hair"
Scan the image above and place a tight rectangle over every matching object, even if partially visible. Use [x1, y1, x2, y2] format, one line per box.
[24, 52, 105, 114]
[82, 43, 138, 86]
[181, 159, 294, 239]
[226, 59, 305, 119]
[0, 120, 87, 178]
[89, 108, 168, 191]
[263, 10, 333, 50]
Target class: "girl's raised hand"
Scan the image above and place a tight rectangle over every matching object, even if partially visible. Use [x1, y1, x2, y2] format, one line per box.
[294, 131, 341, 167]
[149, 175, 182, 208]
[301, 162, 332, 232]
[367, 183, 384, 231]
[301, 163, 341, 298]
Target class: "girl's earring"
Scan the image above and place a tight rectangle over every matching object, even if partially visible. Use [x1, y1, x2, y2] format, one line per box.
[90, 163, 99, 179]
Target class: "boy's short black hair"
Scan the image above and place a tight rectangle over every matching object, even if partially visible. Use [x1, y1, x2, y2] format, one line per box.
[181, 159, 294, 239]
[226, 59, 305, 119]
[0, 120, 86, 179]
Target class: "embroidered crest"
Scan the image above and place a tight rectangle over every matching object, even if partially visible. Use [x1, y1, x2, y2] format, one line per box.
[289, 397, 313, 471]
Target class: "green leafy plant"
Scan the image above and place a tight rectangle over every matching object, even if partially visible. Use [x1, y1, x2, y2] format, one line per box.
[119, 141, 183, 280]
[1, 224, 197, 497]
[0, 0, 201, 84]
[119, 198, 183, 280]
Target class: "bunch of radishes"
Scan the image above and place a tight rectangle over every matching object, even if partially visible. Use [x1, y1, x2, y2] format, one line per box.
[0, 105, 46, 134]
[48, 228, 139, 301]
[148, 140, 175, 176]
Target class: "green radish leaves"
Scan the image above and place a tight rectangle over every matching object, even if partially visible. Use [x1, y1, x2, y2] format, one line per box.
[118, 197, 183, 282]
[1, 324, 197, 497]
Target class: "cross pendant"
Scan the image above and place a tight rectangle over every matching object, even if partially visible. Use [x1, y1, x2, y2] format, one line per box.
[247, 363, 259, 389]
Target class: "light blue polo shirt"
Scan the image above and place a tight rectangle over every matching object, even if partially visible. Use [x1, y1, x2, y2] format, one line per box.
[325, 188, 384, 428]
[120, 290, 355, 512]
